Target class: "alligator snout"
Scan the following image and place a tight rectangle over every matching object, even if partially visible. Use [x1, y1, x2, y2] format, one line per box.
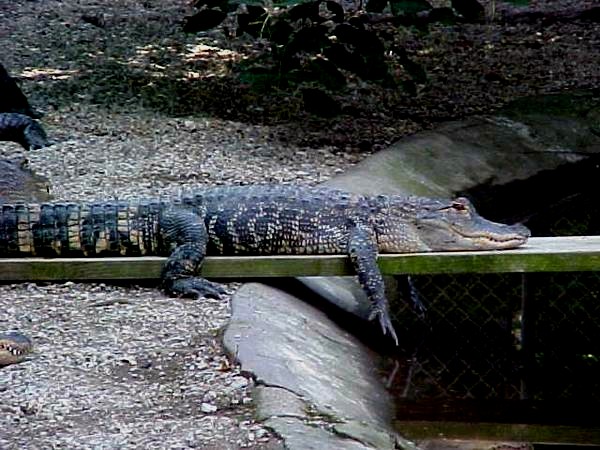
[513, 223, 531, 239]
[497, 222, 531, 242]
[0, 332, 33, 366]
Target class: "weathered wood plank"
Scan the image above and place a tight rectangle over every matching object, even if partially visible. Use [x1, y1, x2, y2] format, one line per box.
[379, 235, 600, 274]
[0, 236, 599, 281]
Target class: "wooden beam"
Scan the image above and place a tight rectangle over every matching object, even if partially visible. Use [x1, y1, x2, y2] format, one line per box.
[378, 235, 600, 275]
[0, 236, 599, 282]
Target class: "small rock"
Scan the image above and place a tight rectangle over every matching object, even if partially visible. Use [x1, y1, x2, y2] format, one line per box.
[201, 403, 218, 413]
[229, 376, 249, 390]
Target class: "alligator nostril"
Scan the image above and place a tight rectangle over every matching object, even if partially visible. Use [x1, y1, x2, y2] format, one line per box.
[514, 224, 531, 238]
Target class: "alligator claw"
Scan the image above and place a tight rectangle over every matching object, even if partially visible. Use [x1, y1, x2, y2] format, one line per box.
[407, 275, 427, 318]
[369, 306, 399, 346]
[165, 278, 227, 299]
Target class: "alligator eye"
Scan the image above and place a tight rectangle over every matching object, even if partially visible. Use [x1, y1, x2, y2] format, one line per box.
[451, 201, 468, 212]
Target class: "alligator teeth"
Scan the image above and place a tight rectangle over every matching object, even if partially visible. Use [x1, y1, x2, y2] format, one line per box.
[1, 345, 23, 355]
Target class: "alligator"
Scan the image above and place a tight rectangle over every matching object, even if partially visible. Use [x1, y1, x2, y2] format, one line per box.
[0, 185, 530, 344]
[0, 62, 41, 118]
[0, 332, 33, 366]
[0, 113, 49, 150]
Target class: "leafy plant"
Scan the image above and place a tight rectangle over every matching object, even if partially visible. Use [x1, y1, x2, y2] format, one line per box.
[182, 0, 528, 115]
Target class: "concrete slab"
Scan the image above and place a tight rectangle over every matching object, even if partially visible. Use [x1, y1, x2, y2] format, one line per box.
[222, 91, 600, 448]
[307, 97, 600, 330]
[328, 111, 600, 198]
[264, 417, 373, 450]
[223, 283, 410, 449]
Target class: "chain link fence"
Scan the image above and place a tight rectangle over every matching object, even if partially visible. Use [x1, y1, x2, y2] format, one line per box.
[389, 272, 600, 405]
[387, 196, 600, 422]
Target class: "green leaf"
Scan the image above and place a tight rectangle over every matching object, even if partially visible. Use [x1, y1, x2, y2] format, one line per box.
[268, 20, 294, 44]
[237, 5, 271, 37]
[503, 0, 529, 5]
[183, 9, 227, 32]
[428, 7, 457, 25]
[365, 0, 388, 13]
[334, 24, 384, 55]
[306, 57, 346, 90]
[289, 1, 322, 22]
[325, 1, 345, 23]
[389, 0, 432, 16]
[286, 25, 330, 55]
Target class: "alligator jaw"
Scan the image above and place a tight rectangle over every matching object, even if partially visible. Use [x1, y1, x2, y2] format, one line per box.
[0, 332, 33, 366]
[459, 231, 530, 250]
[410, 196, 531, 252]
[418, 220, 531, 252]
[447, 222, 531, 250]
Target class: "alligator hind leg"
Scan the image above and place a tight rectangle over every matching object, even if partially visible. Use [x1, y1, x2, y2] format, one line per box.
[0, 113, 49, 150]
[160, 208, 226, 299]
[347, 224, 399, 345]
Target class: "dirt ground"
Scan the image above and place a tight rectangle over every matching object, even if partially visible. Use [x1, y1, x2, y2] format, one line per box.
[3, 0, 599, 151]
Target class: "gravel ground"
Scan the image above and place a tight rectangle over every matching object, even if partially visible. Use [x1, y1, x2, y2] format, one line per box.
[0, 107, 360, 450]
[0, 107, 356, 447]
[6, 106, 361, 201]
[1, 0, 598, 447]
[0, 2, 364, 448]
[1, 282, 275, 449]
[0, 117, 332, 449]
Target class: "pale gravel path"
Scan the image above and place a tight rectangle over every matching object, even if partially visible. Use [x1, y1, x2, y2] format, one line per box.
[0, 282, 275, 449]
[25, 106, 362, 201]
[1, 0, 366, 446]
[0, 105, 363, 449]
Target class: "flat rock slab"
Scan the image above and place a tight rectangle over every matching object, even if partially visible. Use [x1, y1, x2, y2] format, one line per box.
[309, 92, 600, 321]
[329, 93, 600, 198]
[223, 283, 411, 450]
[298, 276, 372, 320]
[223, 92, 600, 448]
[0, 157, 50, 203]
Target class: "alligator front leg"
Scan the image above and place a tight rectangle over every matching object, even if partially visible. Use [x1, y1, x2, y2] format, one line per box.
[160, 208, 226, 299]
[347, 225, 399, 345]
[0, 113, 48, 150]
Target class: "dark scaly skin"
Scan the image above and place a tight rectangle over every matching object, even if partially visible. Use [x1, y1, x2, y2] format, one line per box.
[0, 185, 531, 343]
[0, 62, 42, 119]
[0, 113, 48, 150]
[0, 332, 33, 366]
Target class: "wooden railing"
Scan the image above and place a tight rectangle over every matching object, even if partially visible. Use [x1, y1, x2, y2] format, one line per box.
[1, 236, 599, 281]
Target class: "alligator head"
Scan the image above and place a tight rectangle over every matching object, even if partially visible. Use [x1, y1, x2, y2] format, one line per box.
[414, 197, 530, 251]
[0, 332, 33, 366]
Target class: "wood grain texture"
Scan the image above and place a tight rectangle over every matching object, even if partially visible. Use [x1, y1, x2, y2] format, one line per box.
[0, 236, 598, 281]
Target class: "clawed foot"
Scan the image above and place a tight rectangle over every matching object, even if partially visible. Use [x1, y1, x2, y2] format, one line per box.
[165, 277, 227, 299]
[368, 305, 399, 346]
